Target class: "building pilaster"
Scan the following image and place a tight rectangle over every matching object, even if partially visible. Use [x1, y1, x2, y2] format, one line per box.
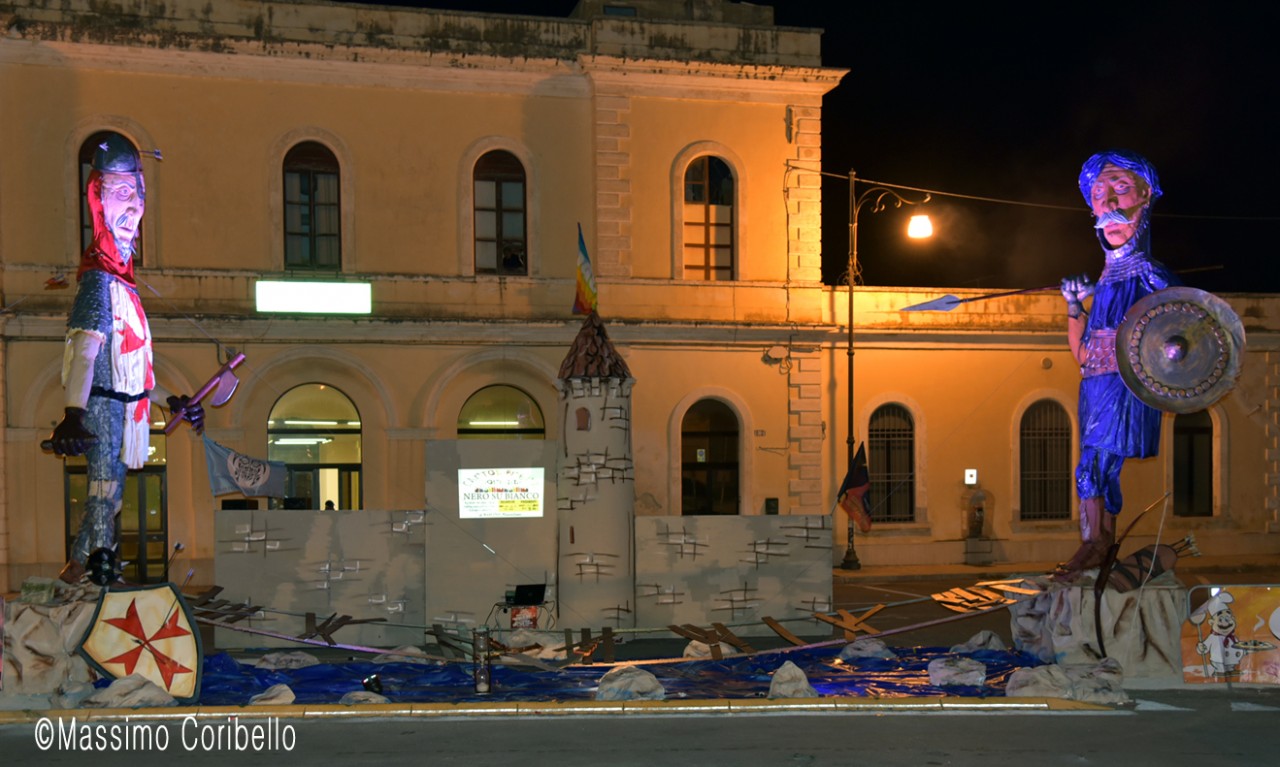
[593, 92, 633, 278]
[785, 104, 823, 285]
[1266, 351, 1280, 533]
[787, 350, 824, 515]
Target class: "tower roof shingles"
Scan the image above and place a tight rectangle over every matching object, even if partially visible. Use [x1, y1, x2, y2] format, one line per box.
[559, 311, 632, 380]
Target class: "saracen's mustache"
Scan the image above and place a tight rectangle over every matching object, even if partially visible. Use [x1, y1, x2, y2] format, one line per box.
[1094, 209, 1133, 228]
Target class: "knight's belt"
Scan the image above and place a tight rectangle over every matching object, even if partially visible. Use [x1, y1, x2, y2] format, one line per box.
[1080, 329, 1118, 377]
[91, 385, 150, 403]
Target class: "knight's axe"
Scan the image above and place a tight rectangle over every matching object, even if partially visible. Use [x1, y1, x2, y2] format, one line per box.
[165, 352, 247, 434]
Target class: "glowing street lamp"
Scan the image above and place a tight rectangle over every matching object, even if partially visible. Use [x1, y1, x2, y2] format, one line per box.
[841, 171, 932, 570]
[907, 214, 934, 239]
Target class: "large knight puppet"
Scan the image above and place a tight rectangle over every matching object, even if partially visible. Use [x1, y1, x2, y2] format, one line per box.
[45, 133, 203, 583]
[1055, 149, 1176, 580]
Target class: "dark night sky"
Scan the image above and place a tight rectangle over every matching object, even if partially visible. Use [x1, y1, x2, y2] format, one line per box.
[337, 1, 1280, 294]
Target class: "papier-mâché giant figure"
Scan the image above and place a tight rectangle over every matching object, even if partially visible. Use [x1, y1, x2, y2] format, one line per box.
[45, 133, 203, 583]
[1055, 149, 1177, 580]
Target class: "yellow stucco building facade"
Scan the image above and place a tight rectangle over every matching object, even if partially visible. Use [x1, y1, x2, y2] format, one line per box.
[2, 0, 1277, 592]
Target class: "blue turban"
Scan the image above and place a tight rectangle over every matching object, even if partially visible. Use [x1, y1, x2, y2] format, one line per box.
[1078, 150, 1162, 205]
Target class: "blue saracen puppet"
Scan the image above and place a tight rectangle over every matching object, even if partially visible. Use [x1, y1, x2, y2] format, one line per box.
[46, 133, 203, 583]
[1054, 150, 1177, 580]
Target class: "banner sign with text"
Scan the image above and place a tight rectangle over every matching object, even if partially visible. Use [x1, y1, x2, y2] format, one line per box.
[458, 467, 545, 519]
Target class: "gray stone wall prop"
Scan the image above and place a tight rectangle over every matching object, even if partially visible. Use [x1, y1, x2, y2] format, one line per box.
[635, 515, 832, 638]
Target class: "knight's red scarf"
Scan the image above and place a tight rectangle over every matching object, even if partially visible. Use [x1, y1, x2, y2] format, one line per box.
[77, 169, 137, 286]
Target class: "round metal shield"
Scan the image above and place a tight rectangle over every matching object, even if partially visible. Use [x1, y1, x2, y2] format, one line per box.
[1116, 287, 1246, 413]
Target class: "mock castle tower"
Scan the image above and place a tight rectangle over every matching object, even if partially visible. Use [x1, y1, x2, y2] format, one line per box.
[556, 311, 636, 628]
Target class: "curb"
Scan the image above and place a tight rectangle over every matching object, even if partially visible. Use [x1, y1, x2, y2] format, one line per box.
[0, 696, 1112, 724]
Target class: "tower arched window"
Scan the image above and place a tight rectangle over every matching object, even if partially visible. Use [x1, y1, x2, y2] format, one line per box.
[682, 155, 734, 280]
[267, 384, 362, 509]
[868, 404, 915, 523]
[1019, 399, 1072, 520]
[681, 399, 739, 515]
[283, 141, 341, 270]
[474, 151, 527, 276]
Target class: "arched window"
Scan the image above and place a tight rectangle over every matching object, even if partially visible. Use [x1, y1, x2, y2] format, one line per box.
[283, 141, 341, 270]
[65, 404, 167, 582]
[457, 385, 544, 439]
[681, 399, 739, 515]
[1019, 399, 1072, 520]
[79, 131, 144, 265]
[1174, 410, 1213, 517]
[474, 150, 527, 275]
[682, 155, 734, 280]
[267, 384, 362, 509]
[868, 404, 915, 523]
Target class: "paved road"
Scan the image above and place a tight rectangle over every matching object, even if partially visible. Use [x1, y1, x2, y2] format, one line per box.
[833, 574, 1018, 648]
[5, 686, 1279, 767]
[831, 559, 1280, 649]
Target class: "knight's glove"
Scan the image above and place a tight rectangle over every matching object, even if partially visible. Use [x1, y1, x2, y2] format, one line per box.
[47, 407, 98, 456]
[167, 394, 205, 435]
[1060, 274, 1094, 318]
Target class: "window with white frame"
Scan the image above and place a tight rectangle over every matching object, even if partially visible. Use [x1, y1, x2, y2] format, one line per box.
[283, 142, 341, 270]
[474, 151, 527, 276]
[682, 155, 734, 280]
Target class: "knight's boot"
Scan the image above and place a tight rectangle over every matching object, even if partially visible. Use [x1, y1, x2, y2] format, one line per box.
[1052, 497, 1113, 580]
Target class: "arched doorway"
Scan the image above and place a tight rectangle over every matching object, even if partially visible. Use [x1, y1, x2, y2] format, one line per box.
[456, 384, 545, 439]
[681, 399, 739, 515]
[267, 383, 362, 509]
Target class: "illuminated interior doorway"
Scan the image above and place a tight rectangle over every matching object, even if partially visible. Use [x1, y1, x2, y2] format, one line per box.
[456, 385, 545, 439]
[267, 383, 362, 509]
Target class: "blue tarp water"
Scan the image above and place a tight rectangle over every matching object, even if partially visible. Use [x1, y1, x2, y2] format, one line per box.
[197, 646, 1044, 704]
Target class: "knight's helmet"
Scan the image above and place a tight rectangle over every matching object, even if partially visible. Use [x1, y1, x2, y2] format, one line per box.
[92, 132, 146, 201]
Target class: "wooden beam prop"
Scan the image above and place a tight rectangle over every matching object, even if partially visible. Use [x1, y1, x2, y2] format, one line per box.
[667, 624, 723, 659]
[813, 604, 886, 639]
[711, 622, 756, 654]
[428, 624, 471, 659]
[601, 626, 616, 664]
[762, 616, 807, 646]
[299, 612, 387, 645]
[930, 581, 1031, 613]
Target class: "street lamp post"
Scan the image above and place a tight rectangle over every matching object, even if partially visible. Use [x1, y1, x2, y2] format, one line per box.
[840, 170, 931, 570]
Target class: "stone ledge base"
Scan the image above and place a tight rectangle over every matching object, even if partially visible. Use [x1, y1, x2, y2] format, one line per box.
[1010, 572, 1183, 683]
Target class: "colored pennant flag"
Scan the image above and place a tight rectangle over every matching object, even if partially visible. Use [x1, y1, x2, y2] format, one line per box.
[203, 437, 287, 498]
[572, 223, 598, 315]
[838, 442, 873, 533]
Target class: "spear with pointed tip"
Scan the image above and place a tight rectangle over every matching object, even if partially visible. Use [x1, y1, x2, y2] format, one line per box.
[899, 285, 1055, 312]
[899, 265, 1223, 312]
